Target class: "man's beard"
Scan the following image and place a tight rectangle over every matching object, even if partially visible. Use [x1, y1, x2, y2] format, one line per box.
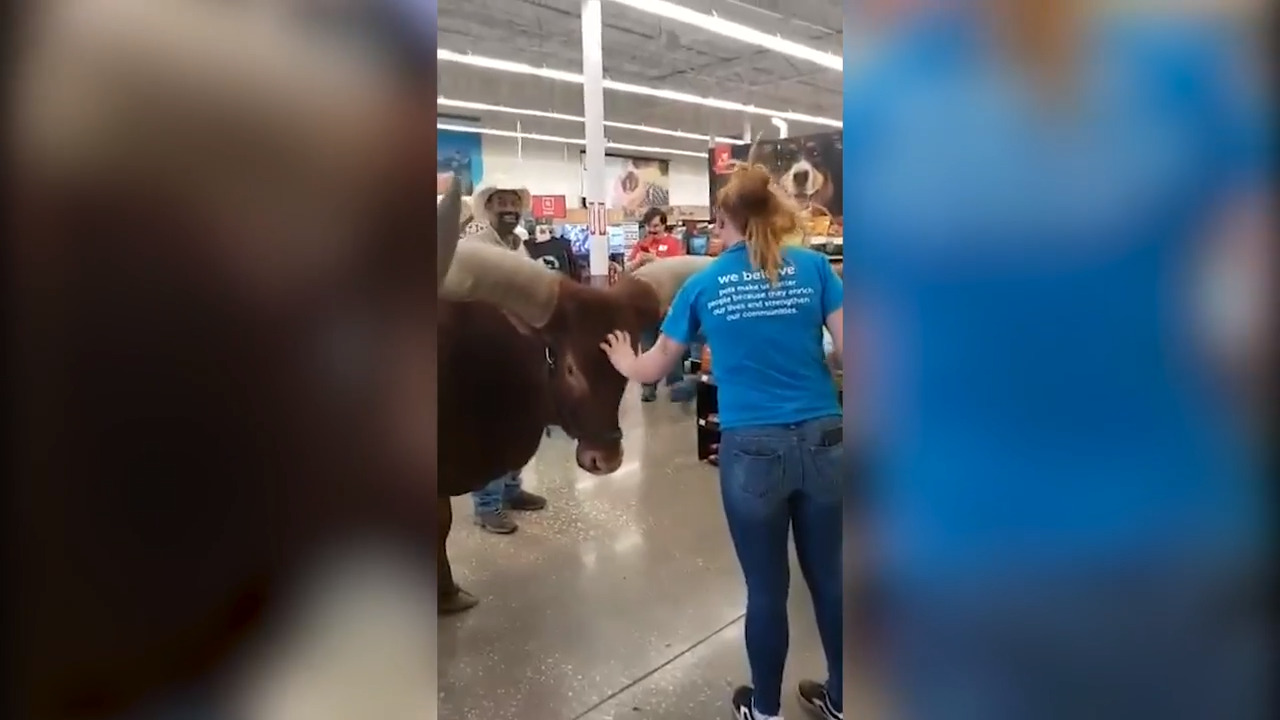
[493, 211, 520, 234]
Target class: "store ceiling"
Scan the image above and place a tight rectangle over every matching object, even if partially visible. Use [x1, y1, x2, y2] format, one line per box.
[437, 0, 844, 155]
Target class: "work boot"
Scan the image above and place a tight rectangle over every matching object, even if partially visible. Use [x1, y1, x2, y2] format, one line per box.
[474, 508, 518, 534]
[438, 587, 480, 615]
[506, 488, 547, 511]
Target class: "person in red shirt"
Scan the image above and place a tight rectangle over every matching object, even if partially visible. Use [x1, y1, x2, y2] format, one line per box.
[627, 208, 694, 402]
[626, 207, 685, 270]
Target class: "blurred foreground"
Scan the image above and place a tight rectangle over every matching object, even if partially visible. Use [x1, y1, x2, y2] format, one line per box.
[7, 1, 438, 718]
[843, 1, 1273, 719]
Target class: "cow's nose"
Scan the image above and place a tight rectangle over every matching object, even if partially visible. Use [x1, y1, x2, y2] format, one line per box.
[577, 447, 622, 475]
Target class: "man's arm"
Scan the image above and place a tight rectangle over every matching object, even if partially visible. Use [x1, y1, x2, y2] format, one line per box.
[625, 240, 643, 267]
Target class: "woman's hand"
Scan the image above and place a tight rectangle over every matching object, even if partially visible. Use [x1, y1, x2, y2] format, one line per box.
[599, 330, 638, 378]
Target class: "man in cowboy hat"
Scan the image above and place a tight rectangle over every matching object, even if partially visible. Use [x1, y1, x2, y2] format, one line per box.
[459, 176, 549, 533]
[461, 177, 532, 254]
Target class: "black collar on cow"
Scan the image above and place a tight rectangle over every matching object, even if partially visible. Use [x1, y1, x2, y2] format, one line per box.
[543, 344, 623, 445]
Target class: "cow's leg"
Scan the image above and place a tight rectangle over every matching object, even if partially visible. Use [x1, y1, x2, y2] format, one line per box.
[437, 497, 478, 614]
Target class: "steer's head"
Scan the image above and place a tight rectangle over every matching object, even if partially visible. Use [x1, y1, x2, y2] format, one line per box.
[438, 187, 711, 474]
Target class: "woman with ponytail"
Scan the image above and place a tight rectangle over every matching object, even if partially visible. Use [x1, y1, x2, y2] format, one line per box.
[601, 162, 846, 720]
[848, 1, 1272, 719]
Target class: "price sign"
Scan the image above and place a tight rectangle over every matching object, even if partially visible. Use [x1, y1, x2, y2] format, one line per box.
[530, 195, 567, 219]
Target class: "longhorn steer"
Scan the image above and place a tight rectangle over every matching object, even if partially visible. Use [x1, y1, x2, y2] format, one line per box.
[435, 182, 711, 613]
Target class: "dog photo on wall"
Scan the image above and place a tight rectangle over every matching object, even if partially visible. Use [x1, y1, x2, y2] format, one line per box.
[759, 133, 843, 218]
[714, 132, 843, 221]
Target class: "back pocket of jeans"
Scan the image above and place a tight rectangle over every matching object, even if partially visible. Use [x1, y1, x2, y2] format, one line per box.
[805, 442, 845, 503]
[725, 448, 785, 499]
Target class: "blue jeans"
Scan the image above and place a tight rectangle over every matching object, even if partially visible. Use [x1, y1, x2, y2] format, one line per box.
[472, 472, 520, 514]
[886, 560, 1271, 720]
[719, 415, 844, 716]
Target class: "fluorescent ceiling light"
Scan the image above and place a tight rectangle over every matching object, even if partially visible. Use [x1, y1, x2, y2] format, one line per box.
[438, 97, 749, 145]
[438, 49, 841, 128]
[603, 0, 842, 71]
[437, 123, 709, 158]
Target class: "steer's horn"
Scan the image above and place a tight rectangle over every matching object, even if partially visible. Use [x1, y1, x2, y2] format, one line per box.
[440, 242, 560, 328]
[745, 131, 765, 168]
[436, 177, 462, 283]
[631, 256, 714, 308]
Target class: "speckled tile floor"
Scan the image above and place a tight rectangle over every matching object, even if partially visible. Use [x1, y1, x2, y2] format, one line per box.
[438, 385, 879, 720]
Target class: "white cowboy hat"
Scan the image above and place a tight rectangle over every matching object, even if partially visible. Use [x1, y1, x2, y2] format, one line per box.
[471, 176, 531, 214]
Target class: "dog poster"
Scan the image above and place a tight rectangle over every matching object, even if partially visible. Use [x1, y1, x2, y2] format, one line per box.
[709, 131, 843, 223]
[582, 153, 671, 219]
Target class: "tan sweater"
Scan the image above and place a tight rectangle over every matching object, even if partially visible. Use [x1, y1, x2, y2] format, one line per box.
[459, 225, 530, 257]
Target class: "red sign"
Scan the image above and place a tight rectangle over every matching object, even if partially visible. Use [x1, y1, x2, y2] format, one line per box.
[530, 194, 567, 219]
[712, 144, 734, 174]
[587, 201, 608, 236]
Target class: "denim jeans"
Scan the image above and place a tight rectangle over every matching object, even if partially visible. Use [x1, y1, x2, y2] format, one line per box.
[719, 415, 844, 716]
[472, 471, 520, 514]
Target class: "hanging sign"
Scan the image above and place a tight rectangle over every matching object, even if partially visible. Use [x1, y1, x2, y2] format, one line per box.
[620, 222, 640, 250]
[587, 201, 608, 236]
[712, 144, 735, 174]
[530, 195, 567, 219]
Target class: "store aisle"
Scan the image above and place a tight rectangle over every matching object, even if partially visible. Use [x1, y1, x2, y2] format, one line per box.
[438, 387, 869, 720]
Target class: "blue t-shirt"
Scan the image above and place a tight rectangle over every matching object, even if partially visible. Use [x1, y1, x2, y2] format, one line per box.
[662, 243, 843, 429]
[845, 17, 1271, 581]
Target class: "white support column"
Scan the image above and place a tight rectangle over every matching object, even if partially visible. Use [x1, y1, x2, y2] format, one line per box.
[581, 0, 609, 283]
